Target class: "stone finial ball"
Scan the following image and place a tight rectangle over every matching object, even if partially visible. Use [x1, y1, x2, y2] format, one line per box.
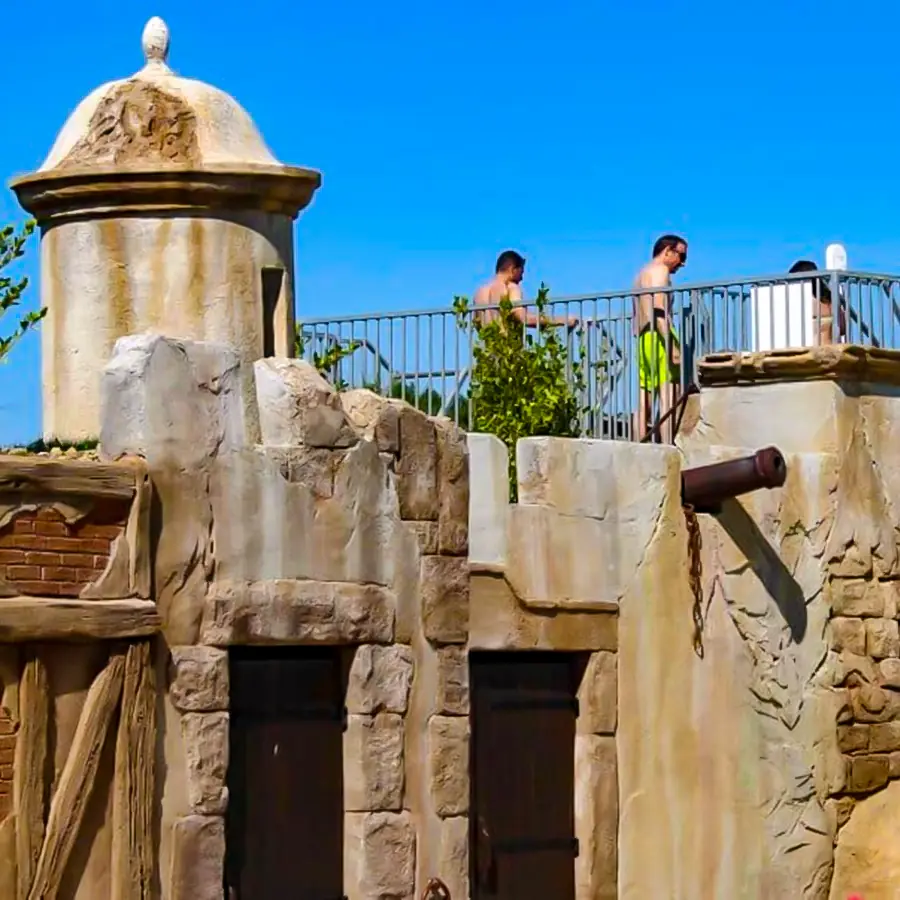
[141, 16, 170, 64]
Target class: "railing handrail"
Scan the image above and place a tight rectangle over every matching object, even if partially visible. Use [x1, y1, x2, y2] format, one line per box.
[297, 269, 900, 325]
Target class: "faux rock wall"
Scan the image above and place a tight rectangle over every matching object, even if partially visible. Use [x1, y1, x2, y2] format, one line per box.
[675, 350, 900, 900]
[100, 336, 470, 900]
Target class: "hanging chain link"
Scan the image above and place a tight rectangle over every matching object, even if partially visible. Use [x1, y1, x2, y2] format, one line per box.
[421, 878, 451, 900]
[683, 503, 705, 659]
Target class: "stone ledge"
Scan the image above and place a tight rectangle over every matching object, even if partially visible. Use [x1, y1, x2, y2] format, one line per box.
[200, 579, 395, 645]
[699, 345, 900, 388]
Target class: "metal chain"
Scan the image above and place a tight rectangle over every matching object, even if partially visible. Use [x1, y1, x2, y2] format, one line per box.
[683, 503, 705, 659]
[421, 878, 451, 900]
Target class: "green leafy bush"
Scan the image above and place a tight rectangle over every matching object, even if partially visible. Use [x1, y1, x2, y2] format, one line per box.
[1, 220, 46, 360]
[453, 284, 586, 499]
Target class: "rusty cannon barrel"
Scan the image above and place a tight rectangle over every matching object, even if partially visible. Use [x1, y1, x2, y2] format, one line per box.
[681, 446, 787, 514]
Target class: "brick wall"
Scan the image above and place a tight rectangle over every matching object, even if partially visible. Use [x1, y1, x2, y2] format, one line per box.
[0, 708, 15, 821]
[0, 502, 129, 598]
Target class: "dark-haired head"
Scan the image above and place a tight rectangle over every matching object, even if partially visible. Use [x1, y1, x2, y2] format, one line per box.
[652, 234, 688, 273]
[496, 250, 526, 273]
[789, 259, 830, 301]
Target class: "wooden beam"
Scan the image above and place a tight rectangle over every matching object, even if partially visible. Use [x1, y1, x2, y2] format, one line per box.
[111, 641, 156, 900]
[0, 459, 136, 501]
[13, 653, 48, 900]
[27, 650, 126, 900]
[0, 600, 160, 642]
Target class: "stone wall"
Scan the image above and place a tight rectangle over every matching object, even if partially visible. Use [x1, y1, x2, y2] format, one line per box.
[674, 346, 900, 900]
[99, 335, 471, 900]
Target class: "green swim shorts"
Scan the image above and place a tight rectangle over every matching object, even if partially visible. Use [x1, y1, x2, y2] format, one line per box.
[638, 328, 680, 391]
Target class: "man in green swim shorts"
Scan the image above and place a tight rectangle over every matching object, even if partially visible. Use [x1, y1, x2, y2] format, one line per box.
[633, 234, 688, 441]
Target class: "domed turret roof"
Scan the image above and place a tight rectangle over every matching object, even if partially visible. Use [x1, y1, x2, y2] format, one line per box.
[41, 17, 282, 172]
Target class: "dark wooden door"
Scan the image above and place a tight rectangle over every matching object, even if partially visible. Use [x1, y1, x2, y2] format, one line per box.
[470, 652, 579, 900]
[226, 647, 345, 900]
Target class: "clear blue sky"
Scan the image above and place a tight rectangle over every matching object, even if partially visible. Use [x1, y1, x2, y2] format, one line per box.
[2, 0, 899, 441]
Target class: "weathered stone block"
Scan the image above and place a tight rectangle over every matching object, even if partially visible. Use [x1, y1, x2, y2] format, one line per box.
[832, 617, 867, 655]
[344, 713, 405, 812]
[869, 721, 900, 753]
[202, 579, 395, 646]
[181, 712, 229, 814]
[837, 724, 870, 753]
[880, 658, 900, 689]
[852, 684, 900, 723]
[255, 358, 358, 448]
[577, 651, 617, 735]
[891, 752, 900, 778]
[340, 389, 401, 452]
[344, 811, 416, 900]
[881, 580, 900, 618]
[421, 556, 469, 644]
[435, 417, 469, 555]
[346, 645, 414, 714]
[168, 815, 225, 900]
[575, 734, 618, 900]
[467, 433, 510, 568]
[407, 521, 438, 556]
[101, 334, 252, 467]
[428, 716, 469, 816]
[833, 652, 879, 687]
[170, 646, 229, 712]
[831, 579, 884, 617]
[396, 406, 438, 521]
[262, 445, 340, 497]
[847, 755, 890, 794]
[436, 646, 469, 715]
[438, 816, 469, 900]
[867, 618, 900, 658]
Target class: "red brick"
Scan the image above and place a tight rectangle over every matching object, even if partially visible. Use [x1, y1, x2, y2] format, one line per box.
[0, 533, 43, 549]
[24, 552, 61, 566]
[0, 765, 13, 780]
[93, 556, 109, 570]
[60, 537, 111, 554]
[6, 565, 41, 581]
[42, 537, 78, 552]
[41, 566, 77, 582]
[0, 715, 16, 736]
[34, 521, 69, 537]
[78, 525, 125, 540]
[57, 553, 95, 568]
[76, 568, 100, 583]
[35, 508, 61, 522]
[0, 550, 25, 565]
[0, 746, 13, 766]
[56, 583, 82, 598]
[11, 517, 34, 534]
[15, 581, 58, 596]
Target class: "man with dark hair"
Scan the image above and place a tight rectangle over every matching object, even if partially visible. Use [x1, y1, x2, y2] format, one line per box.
[788, 259, 845, 344]
[632, 234, 687, 440]
[473, 250, 577, 327]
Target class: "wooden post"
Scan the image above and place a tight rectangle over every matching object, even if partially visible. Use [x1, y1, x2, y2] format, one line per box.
[13, 652, 48, 900]
[111, 640, 157, 900]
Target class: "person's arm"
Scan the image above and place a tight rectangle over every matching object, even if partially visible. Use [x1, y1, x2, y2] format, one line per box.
[647, 264, 672, 338]
[507, 285, 578, 329]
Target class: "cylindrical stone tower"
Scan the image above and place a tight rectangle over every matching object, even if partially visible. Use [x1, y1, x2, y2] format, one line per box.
[11, 17, 321, 441]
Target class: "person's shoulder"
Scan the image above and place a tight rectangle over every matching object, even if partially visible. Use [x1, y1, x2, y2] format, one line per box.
[643, 261, 670, 286]
[473, 283, 491, 304]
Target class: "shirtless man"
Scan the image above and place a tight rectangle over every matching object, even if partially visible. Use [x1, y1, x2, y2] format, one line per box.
[473, 250, 578, 327]
[633, 235, 687, 441]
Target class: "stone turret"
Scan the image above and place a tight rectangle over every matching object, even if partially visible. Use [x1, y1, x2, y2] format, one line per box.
[10, 17, 321, 441]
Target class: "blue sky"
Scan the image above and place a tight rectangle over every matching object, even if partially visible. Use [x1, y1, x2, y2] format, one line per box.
[2, 0, 899, 441]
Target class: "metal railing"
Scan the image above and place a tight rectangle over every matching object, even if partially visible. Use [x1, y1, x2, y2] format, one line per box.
[297, 270, 900, 442]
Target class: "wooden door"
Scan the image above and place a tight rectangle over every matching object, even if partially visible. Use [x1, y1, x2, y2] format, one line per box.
[226, 647, 345, 900]
[470, 652, 579, 900]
